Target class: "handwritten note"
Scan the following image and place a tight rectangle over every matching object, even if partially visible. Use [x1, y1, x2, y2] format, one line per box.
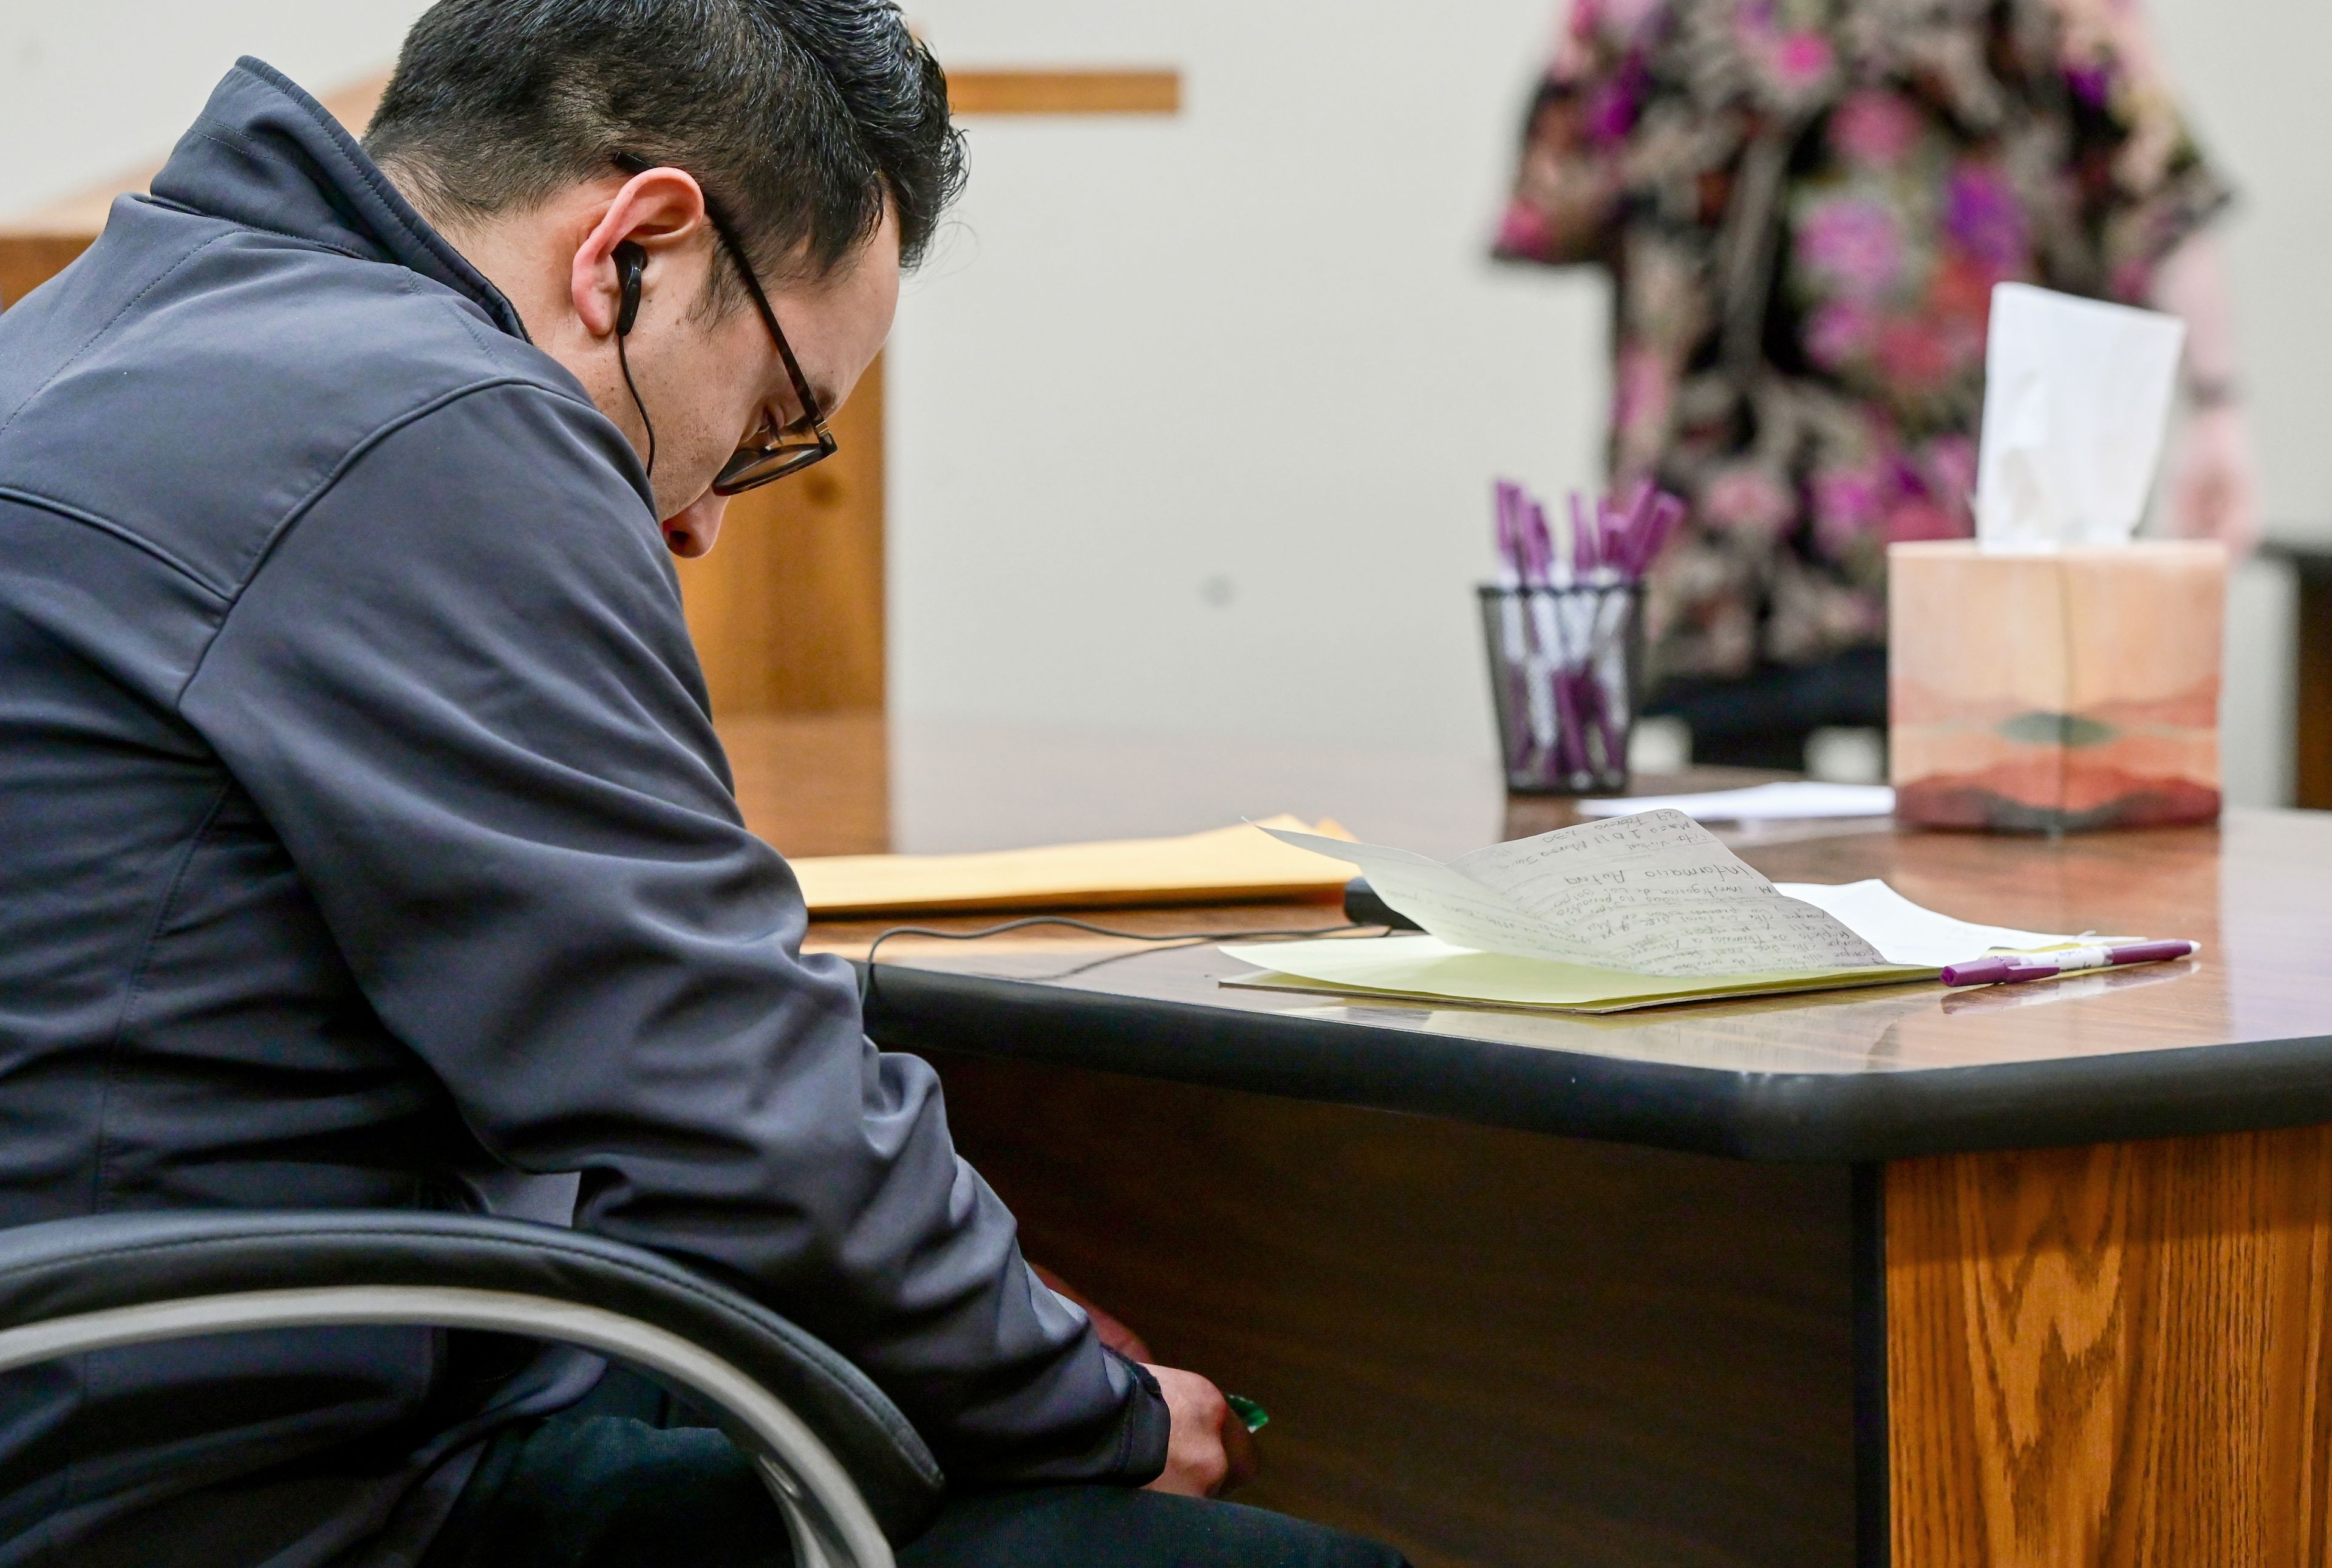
[1263, 811, 1887, 977]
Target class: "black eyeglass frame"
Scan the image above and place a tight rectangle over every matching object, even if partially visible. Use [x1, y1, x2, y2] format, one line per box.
[609, 152, 839, 496]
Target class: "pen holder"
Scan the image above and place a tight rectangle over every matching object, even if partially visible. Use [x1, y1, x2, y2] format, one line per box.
[1479, 583, 1645, 796]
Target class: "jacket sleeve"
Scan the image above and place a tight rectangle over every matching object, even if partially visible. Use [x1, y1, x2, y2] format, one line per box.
[2054, 1, 2234, 301]
[1491, 0, 1659, 268]
[177, 378, 1169, 1487]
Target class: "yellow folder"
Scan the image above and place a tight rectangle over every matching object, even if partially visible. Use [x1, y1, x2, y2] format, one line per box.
[791, 816, 1355, 918]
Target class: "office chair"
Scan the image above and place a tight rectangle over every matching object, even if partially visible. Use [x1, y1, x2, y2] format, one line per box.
[0, 1210, 945, 1568]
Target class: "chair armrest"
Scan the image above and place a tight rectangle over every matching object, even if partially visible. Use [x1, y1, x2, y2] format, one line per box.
[0, 1210, 943, 1556]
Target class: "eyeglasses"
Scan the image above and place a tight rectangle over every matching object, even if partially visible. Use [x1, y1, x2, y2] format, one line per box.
[610, 153, 838, 496]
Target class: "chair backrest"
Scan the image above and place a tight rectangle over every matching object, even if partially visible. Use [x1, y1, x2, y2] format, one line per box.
[0, 1210, 946, 1564]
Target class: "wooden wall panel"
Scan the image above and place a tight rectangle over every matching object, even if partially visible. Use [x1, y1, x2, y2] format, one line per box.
[0, 236, 90, 313]
[1887, 1128, 2332, 1568]
[718, 711, 889, 856]
[950, 69, 1181, 115]
[674, 353, 887, 715]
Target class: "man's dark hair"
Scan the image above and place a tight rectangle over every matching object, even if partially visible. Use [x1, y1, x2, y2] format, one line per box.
[364, 0, 964, 286]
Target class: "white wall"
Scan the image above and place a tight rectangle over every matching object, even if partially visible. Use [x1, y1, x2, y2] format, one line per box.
[892, 0, 1594, 764]
[0, 4, 426, 215]
[2149, 0, 2332, 806]
[7, 0, 2321, 803]
[896, 0, 2331, 804]
[2151, 0, 2332, 540]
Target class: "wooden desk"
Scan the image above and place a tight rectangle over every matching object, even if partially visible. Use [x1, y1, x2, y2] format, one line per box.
[728, 714, 2332, 1568]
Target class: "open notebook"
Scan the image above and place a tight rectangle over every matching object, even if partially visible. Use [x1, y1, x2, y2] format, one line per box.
[1221, 813, 2080, 1014]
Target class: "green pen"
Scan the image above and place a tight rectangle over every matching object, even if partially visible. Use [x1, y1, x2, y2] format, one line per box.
[1225, 1394, 1269, 1434]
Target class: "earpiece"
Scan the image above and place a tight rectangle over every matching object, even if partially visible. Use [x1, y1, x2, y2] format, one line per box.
[614, 241, 647, 336]
[610, 239, 657, 480]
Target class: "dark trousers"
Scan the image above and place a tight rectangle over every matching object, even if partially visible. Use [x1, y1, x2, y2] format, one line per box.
[422, 1377, 1410, 1568]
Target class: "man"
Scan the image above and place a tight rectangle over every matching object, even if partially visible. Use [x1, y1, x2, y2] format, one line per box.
[0, 3, 1409, 1564]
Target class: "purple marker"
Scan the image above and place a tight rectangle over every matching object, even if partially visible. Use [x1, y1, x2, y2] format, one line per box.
[1940, 939, 2200, 988]
[1495, 481, 1524, 585]
[1524, 500, 1555, 587]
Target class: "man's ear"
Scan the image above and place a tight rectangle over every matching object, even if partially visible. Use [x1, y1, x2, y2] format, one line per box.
[570, 167, 714, 342]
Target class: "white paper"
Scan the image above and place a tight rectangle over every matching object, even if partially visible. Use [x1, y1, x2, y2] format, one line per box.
[1771, 880, 2077, 967]
[1264, 810, 1886, 977]
[1976, 282, 2186, 549]
[1577, 782, 1895, 822]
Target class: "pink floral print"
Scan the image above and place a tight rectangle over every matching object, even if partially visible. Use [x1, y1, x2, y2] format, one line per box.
[1495, 0, 2230, 682]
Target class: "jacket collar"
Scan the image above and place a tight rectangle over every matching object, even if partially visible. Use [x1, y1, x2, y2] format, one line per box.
[150, 58, 530, 342]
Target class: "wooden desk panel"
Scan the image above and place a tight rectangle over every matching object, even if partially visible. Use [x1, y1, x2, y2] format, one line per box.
[933, 1049, 1864, 1568]
[1888, 1131, 2332, 1567]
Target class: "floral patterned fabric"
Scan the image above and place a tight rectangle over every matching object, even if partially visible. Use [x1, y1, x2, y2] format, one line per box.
[1496, 0, 2232, 682]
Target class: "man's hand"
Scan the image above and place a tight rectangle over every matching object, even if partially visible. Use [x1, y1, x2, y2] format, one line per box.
[1021, 1268, 1260, 1496]
[1142, 1365, 1261, 1498]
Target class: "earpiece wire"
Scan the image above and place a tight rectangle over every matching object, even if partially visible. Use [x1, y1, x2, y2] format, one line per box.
[616, 332, 658, 481]
[855, 916, 1384, 1005]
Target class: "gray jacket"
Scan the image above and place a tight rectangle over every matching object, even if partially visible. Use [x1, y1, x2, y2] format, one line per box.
[0, 59, 1164, 1566]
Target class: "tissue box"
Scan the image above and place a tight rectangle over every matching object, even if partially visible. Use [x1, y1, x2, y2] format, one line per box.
[1889, 540, 2226, 832]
